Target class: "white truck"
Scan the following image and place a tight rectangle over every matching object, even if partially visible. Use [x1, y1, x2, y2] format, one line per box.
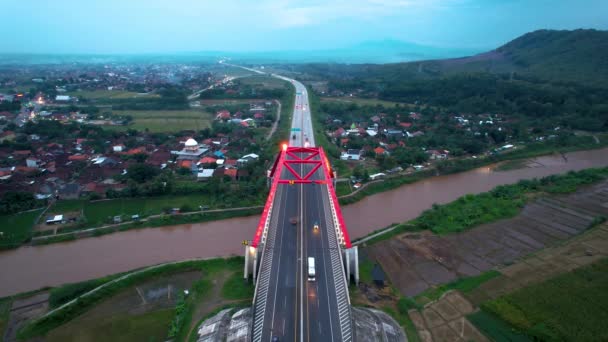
[307, 257, 316, 281]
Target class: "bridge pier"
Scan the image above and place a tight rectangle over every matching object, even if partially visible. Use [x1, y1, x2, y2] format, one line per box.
[344, 246, 359, 285]
[244, 246, 258, 281]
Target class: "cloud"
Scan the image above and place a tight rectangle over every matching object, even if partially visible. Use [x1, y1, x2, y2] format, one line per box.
[263, 0, 465, 28]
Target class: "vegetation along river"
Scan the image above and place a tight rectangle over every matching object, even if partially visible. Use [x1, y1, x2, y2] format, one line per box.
[1, 148, 607, 297]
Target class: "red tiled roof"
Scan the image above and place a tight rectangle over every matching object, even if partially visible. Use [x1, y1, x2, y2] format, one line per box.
[399, 122, 412, 128]
[68, 154, 88, 161]
[178, 160, 193, 169]
[199, 157, 217, 164]
[374, 147, 386, 155]
[14, 150, 31, 156]
[125, 147, 147, 155]
[224, 168, 237, 178]
[224, 159, 237, 166]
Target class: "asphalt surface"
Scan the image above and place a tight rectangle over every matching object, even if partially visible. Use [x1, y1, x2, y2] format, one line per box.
[255, 73, 350, 341]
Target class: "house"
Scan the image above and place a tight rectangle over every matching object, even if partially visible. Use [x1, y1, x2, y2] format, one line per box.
[407, 131, 425, 138]
[253, 113, 264, 120]
[216, 110, 231, 121]
[333, 127, 346, 138]
[178, 159, 193, 169]
[55, 95, 71, 102]
[237, 153, 259, 166]
[68, 154, 88, 162]
[198, 156, 217, 166]
[213, 150, 225, 159]
[409, 112, 421, 120]
[224, 168, 238, 180]
[427, 150, 449, 160]
[197, 169, 215, 181]
[340, 149, 362, 161]
[384, 129, 404, 137]
[399, 122, 412, 129]
[374, 147, 388, 156]
[112, 144, 125, 152]
[26, 158, 40, 168]
[370, 115, 381, 123]
[369, 173, 386, 180]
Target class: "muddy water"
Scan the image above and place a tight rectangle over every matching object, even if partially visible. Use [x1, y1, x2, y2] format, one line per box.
[1, 148, 607, 297]
[343, 148, 608, 238]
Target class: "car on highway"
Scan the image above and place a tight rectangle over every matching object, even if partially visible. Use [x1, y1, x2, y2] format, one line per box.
[313, 222, 319, 231]
[292, 134, 296, 140]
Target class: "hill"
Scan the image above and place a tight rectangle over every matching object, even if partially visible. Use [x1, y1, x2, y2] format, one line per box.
[296, 29, 608, 87]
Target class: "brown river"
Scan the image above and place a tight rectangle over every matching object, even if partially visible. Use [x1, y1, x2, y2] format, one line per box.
[1, 148, 607, 297]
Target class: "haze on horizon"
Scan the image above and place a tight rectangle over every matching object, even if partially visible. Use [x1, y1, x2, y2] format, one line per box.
[2, 0, 607, 55]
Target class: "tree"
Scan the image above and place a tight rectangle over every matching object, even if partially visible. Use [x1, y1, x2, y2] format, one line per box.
[127, 164, 159, 183]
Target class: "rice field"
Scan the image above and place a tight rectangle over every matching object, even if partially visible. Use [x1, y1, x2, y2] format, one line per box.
[110, 110, 214, 132]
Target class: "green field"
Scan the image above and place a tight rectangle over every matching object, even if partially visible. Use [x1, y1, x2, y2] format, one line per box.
[221, 272, 254, 300]
[239, 76, 286, 89]
[468, 310, 531, 342]
[0, 209, 43, 249]
[110, 110, 214, 132]
[45, 309, 173, 342]
[481, 258, 608, 341]
[46, 195, 221, 227]
[415, 270, 501, 306]
[68, 90, 160, 100]
[320, 96, 412, 108]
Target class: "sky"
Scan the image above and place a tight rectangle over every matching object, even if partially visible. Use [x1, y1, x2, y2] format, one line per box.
[1, 0, 607, 54]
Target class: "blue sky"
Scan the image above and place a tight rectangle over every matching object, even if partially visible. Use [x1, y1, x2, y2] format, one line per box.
[1, 0, 607, 54]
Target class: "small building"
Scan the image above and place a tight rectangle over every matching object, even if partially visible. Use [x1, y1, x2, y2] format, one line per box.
[340, 149, 362, 161]
[197, 169, 215, 181]
[237, 153, 259, 166]
[112, 144, 125, 152]
[46, 215, 64, 225]
[369, 173, 386, 181]
[55, 95, 71, 102]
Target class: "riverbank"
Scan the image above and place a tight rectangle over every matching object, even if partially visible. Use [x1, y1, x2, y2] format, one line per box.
[1, 147, 607, 298]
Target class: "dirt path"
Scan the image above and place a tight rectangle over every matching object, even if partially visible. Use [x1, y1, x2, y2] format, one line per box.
[265, 99, 281, 141]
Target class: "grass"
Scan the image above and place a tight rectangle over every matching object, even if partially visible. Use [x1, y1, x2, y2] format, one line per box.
[361, 167, 608, 245]
[45, 309, 174, 342]
[68, 90, 159, 100]
[414, 270, 501, 306]
[46, 194, 248, 228]
[359, 259, 376, 284]
[0, 209, 43, 249]
[0, 299, 10, 340]
[468, 310, 531, 342]
[221, 272, 254, 300]
[481, 258, 608, 341]
[494, 159, 529, 172]
[320, 96, 413, 108]
[239, 76, 287, 89]
[380, 305, 421, 342]
[109, 109, 213, 132]
[18, 257, 244, 339]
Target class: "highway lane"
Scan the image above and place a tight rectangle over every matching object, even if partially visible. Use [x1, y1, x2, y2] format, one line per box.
[252, 65, 349, 341]
[259, 179, 299, 341]
[302, 163, 343, 341]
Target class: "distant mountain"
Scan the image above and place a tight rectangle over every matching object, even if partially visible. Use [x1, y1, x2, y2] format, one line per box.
[371, 29, 608, 86]
[0, 40, 482, 65]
